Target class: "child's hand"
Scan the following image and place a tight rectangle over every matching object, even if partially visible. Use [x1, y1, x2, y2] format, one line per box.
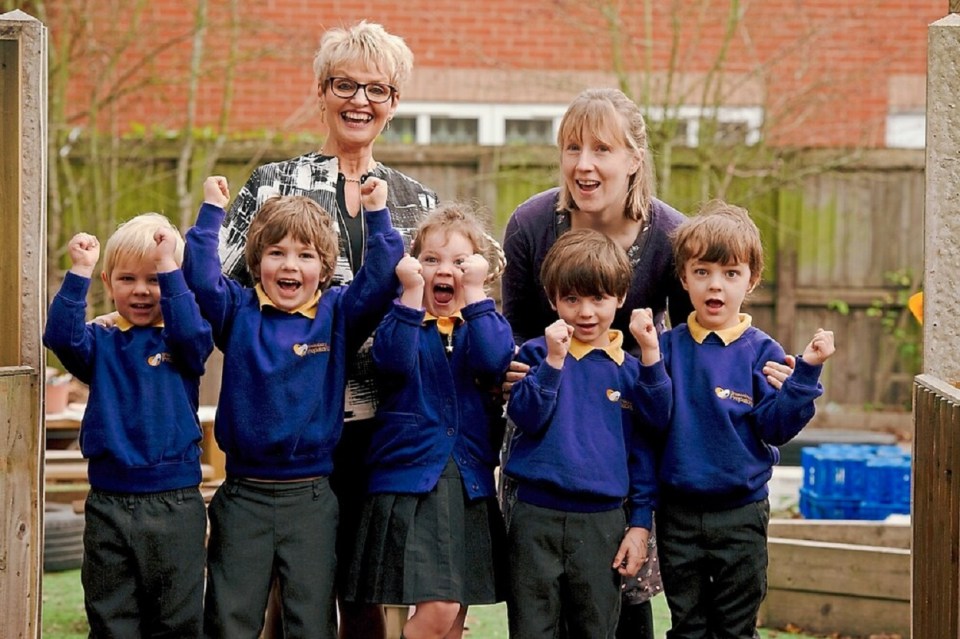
[544, 319, 573, 369]
[360, 176, 388, 211]
[613, 527, 650, 577]
[458, 253, 489, 304]
[396, 254, 424, 308]
[629, 308, 660, 365]
[396, 254, 424, 290]
[67, 233, 100, 277]
[153, 227, 180, 273]
[801, 328, 835, 366]
[203, 176, 230, 208]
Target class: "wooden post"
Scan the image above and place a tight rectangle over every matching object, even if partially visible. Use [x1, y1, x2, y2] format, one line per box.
[914, 9, 960, 638]
[0, 9, 47, 637]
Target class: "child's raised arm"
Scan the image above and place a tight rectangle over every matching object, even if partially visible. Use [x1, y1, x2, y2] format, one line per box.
[204, 176, 230, 209]
[544, 319, 573, 370]
[360, 174, 387, 211]
[396, 254, 424, 309]
[801, 328, 836, 366]
[153, 228, 180, 274]
[458, 253, 489, 306]
[629, 307, 661, 366]
[67, 233, 100, 278]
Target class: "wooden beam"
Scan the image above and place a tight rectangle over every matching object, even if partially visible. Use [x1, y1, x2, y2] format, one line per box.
[912, 375, 960, 638]
[0, 37, 22, 367]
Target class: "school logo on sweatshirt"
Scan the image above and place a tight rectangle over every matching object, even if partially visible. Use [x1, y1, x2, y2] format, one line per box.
[714, 386, 753, 406]
[293, 342, 330, 357]
[146, 352, 173, 367]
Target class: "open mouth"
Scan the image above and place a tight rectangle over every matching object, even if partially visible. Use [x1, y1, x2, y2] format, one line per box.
[277, 278, 302, 292]
[433, 283, 455, 304]
[576, 179, 600, 192]
[342, 112, 373, 125]
[129, 303, 153, 311]
[705, 299, 724, 310]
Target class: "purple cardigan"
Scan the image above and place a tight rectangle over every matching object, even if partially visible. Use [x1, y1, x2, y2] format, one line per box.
[501, 188, 693, 355]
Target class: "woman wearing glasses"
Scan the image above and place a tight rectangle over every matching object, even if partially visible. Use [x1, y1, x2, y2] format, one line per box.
[218, 21, 436, 639]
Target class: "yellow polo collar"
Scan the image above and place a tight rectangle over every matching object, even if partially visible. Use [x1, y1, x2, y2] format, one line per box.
[424, 311, 464, 335]
[687, 312, 752, 345]
[568, 330, 625, 365]
[255, 284, 320, 319]
[115, 316, 164, 331]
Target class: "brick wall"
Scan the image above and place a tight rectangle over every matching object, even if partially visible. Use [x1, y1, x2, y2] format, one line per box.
[49, 0, 942, 147]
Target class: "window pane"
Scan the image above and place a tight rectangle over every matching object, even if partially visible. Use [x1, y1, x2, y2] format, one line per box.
[505, 119, 553, 145]
[429, 117, 479, 145]
[379, 116, 417, 144]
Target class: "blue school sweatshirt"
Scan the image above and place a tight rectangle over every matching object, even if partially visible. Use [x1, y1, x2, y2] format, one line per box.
[43, 270, 213, 493]
[505, 333, 658, 529]
[366, 298, 514, 499]
[183, 203, 402, 480]
[636, 315, 823, 509]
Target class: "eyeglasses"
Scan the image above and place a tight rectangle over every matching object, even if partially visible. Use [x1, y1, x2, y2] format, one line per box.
[326, 77, 397, 104]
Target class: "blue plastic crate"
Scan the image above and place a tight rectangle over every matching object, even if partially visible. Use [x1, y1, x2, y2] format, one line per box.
[863, 457, 911, 505]
[799, 443, 911, 520]
[799, 488, 861, 519]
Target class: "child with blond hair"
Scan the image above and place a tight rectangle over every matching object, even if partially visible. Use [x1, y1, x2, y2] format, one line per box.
[44, 213, 212, 637]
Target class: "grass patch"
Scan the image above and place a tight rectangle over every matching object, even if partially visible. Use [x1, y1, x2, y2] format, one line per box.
[42, 569, 86, 638]
[43, 569, 822, 639]
[465, 596, 825, 639]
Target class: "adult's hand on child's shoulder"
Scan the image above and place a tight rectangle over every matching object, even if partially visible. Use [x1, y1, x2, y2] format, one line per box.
[360, 176, 387, 211]
[501, 351, 528, 401]
[802, 328, 836, 366]
[90, 311, 120, 328]
[67, 233, 100, 277]
[763, 355, 796, 390]
[203, 176, 230, 208]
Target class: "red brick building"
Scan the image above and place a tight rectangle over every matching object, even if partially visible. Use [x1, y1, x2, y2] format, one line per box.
[49, 0, 941, 148]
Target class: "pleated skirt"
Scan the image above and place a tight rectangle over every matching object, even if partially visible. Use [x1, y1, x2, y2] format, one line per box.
[344, 457, 507, 605]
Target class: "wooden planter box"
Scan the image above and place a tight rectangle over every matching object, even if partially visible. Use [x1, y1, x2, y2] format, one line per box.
[760, 519, 910, 637]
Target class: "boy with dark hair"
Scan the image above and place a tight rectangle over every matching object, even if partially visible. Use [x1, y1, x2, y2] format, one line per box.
[632, 200, 835, 639]
[44, 213, 212, 637]
[504, 228, 658, 639]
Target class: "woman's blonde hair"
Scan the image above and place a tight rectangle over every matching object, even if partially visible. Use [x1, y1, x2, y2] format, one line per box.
[313, 21, 414, 91]
[411, 202, 506, 285]
[672, 200, 765, 289]
[245, 196, 339, 286]
[102, 213, 183, 279]
[556, 88, 653, 223]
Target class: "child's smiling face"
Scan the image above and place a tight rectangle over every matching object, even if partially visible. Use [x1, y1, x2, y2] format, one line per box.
[418, 229, 475, 317]
[102, 256, 163, 327]
[257, 233, 322, 312]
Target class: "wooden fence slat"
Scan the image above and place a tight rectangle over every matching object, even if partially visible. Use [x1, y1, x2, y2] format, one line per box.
[912, 375, 960, 638]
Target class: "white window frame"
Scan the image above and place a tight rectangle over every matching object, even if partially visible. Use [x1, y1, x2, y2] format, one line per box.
[886, 112, 925, 149]
[394, 102, 764, 147]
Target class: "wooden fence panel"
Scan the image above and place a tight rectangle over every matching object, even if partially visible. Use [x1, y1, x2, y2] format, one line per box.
[51, 145, 926, 409]
[912, 374, 960, 639]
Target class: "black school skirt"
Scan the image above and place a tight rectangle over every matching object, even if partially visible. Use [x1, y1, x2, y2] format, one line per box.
[344, 457, 507, 605]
